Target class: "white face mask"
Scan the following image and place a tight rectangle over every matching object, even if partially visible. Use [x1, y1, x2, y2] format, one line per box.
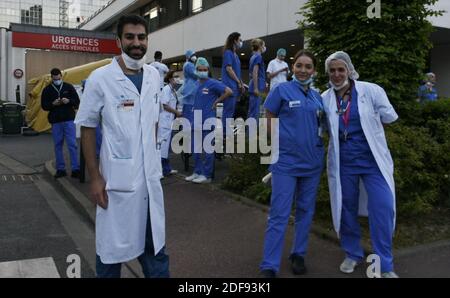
[121, 51, 146, 70]
[261, 46, 267, 54]
[53, 79, 62, 86]
[236, 41, 243, 49]
[174, 78, 183, 85]
[329, 79, 349, 91]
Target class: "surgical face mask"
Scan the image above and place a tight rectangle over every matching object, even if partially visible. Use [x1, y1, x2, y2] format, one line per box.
[190, 56, 197, 63]
[195, 70, 209, 79]
[174, 78, 183, 85]
[261, 46, 267, 54]
[329, 79, 349, 91]
[121, 51, 146, 70]
[53, 79, 62, 86]
[236, 41, 243, 49]
[293, 75, 313, 86]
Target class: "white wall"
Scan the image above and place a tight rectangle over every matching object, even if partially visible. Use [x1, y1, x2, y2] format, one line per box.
[147, 0, 306, 60]
[6, 33, 26, 104]
[431, 44, 450, 98]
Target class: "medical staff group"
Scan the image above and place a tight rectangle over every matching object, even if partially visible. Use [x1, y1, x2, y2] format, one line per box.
[41, 13, 436, 278]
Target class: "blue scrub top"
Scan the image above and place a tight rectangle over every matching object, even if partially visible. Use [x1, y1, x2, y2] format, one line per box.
[264, 81, 325, 177]
[221, 49, 241, 93]
[249, 53, 266, 94]
[417, 84, 438, 103]
[182, 61, 197, 105]
[125, 72, 143, 94]
[338, 82, 379, 175]
[193, 78, 227, 128]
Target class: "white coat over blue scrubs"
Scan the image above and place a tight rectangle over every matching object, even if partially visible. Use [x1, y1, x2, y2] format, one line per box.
[75, 58, 165, 264]
[260, 80, 325, 273]
[322, 80, 398, 273]
[192, 78, 227, 178]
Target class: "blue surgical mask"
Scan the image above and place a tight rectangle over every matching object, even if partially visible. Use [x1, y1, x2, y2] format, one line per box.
[195, 70, 209, 79]
[53, 79, 62, 86]
[293, 75, 313, 86]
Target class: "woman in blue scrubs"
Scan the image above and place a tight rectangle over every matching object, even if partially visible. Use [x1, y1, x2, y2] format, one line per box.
[248, 38, 267, 138]
[322, 51, 399, 278]
[185, 57, 233, 184]
[221, 32, 245, 138]
[260, 50, 325, 278]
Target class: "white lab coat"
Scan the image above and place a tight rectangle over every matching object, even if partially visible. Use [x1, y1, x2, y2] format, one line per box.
[322, 81, 398, 235]
[158, 84, 178, 159]
[74, 58, 165, 264]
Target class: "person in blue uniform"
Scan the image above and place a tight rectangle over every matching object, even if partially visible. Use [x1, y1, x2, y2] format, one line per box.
[322, 51, 399, 278]
[417, 72, 438, 103]
[221, 32, 245, 138]
[248, 38, 266, 138]
[185, 58, 233, 184]
[259, 50, 325, 278]
[181, 50, 198, 125]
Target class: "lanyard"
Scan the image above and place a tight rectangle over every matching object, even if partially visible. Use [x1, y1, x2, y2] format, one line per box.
[51, 83, 63, 98]
[335, 85, 352, 128]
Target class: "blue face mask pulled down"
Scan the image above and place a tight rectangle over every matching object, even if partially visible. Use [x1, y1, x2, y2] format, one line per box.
[195, 71, 209, 79]
[292, 75, 313, 86]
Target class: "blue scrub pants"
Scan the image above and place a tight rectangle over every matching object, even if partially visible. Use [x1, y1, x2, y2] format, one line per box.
[193, 130, 215, 178]
[96, 207, 170, 278]
[222, 95, 237, 137]
[260, 173, 321, 272]
[247, 94, 261, 121]
[161, 158, 172, 176]
[52, 121, 79, 171]
[340, 170, 394, 273]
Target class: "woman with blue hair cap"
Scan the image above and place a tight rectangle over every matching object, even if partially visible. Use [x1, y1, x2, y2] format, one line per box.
[185, 57, 233, 184]
[322, 51, 399, 278]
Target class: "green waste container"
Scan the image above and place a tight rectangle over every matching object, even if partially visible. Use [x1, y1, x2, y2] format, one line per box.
[0, 103, 25, 134]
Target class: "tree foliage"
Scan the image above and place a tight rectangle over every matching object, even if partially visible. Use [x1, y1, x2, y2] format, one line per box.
[299, 0, 443, 106]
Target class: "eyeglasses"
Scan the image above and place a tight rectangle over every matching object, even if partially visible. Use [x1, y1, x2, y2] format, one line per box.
[123, 33, 147, 41]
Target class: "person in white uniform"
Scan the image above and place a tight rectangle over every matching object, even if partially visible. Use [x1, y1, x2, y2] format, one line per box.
[267, 48, 289, 91]
[158, 70, 182, 177]
[150, 50, 169, 91]
[75, 15, 169, 278]
[322, 51, 399, 278]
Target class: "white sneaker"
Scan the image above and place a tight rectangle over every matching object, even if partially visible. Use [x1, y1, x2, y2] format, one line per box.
[339, 257, 358, 274]
[185, 173, 200, 181]
[381, 271, 399, 278]
[169, 169, 178, 175]
[192, 175, 211, 184]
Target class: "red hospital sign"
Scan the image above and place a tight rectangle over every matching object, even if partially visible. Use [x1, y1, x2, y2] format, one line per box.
[12, 32, 120, 54]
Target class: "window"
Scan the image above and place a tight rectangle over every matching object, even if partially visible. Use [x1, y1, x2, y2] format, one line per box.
[149, 7, 158, 19]
[192, 0, 202, 13]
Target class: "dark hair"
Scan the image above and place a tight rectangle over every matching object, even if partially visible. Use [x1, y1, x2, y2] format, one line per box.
[116, 15, 149, 39]
[50, 68, 61, 76]
[223, 32, 241, 54]
[164, 70, 176, 83]
[154, 51, 162, 60]
[292, 50, 317, 68]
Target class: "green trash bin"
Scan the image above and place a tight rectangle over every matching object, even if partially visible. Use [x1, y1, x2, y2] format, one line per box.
[0, 103, 25, 134]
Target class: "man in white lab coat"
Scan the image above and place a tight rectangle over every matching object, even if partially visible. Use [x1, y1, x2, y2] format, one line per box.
[75, 15, 169, 278]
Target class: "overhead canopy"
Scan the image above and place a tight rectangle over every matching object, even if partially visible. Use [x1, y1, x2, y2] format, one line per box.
[26, 58, 111, 132]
